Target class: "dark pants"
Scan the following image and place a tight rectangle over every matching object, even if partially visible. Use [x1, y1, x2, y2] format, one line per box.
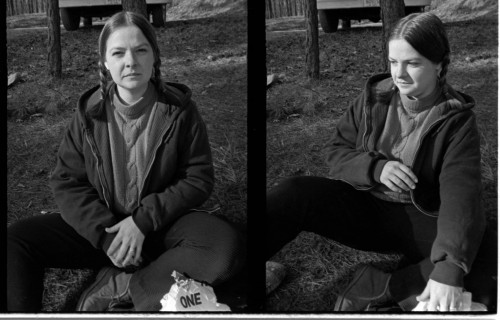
[266, 176, 497, 311]
[7, 212, 244, 311]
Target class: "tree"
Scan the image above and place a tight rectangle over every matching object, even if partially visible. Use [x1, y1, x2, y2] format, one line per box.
[380, 0, 405, 71]
[47, 0, 61, 78]
[304, 0, 319, 79]
[122, 0, 148, 19]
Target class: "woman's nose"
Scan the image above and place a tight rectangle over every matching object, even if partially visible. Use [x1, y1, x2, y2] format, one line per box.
[395, 64, 407, 78]
[125, 51, 137, 67]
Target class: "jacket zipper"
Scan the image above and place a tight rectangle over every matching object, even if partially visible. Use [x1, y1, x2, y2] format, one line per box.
[408, 118, 446, 217]
[137, 120, 175, 206]
[345, 103, 375, 191]
[362, 104, 369, 152]
[85, 130, 111, 209]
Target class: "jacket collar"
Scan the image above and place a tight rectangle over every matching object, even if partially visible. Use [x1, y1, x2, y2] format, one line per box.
[76, 80, 193, 129]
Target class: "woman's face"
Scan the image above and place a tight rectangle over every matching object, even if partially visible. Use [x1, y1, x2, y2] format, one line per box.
[104, 25, 155, 101]
[388, 39, 442, 99]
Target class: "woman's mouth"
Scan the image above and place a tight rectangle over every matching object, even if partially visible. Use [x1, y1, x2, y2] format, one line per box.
[124, 73, 141, 78]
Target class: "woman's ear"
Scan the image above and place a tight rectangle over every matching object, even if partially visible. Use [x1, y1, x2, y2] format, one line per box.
[104, 61, 109, 70]
[436, 62, 442, 76]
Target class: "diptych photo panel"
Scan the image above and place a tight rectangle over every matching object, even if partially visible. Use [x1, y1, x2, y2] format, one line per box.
[7, 0, 248, 313]
[5, 0, 499, 316]
[265, 0, 497, 314]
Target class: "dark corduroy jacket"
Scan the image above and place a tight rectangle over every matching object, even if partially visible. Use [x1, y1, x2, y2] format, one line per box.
[325, 73, 485, 287]
[50, 81, 214, 253]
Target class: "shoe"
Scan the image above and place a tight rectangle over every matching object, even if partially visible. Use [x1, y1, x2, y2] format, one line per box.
[334, 265, 393, 311]
[76, 267, 133, 311]
[266, 261, 286, 295]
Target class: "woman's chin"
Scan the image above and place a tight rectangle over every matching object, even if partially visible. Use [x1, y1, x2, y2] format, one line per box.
[397, 86, 415, 96]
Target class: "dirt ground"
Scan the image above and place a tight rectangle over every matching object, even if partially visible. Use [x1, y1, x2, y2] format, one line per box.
[7, 7, 247, 311]
[266, 7, 497, 312]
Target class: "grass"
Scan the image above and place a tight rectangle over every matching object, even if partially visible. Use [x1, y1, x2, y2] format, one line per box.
[266, 13, 497, 311]
[7, 11, 247, 311]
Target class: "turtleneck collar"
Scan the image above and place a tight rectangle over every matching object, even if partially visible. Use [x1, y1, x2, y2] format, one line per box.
[399, 85, 443, 115]
[111, 82, 156, 119]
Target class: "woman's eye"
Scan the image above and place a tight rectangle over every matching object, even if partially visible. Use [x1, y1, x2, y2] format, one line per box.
[112, 51, 123, 56]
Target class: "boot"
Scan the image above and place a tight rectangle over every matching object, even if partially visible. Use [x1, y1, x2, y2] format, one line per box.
[266, 261, 286, 295]
[76, 267, 133, 311]
[334, 264, 394, 311]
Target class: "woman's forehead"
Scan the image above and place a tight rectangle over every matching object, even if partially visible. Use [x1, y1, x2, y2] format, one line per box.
[388, 39, 423, 60]
[106, 25, 150, 47]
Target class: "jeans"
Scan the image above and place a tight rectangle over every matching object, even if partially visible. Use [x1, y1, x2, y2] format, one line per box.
[266, 176, 497, 311]
[7, 212, 244, 311]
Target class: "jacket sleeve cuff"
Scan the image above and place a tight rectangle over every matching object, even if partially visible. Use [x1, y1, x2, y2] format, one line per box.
[100, 232, 116, 254]
[429, 260, 465, 287]
[132, 209, 154, 236]
[373, 160, 388, 183]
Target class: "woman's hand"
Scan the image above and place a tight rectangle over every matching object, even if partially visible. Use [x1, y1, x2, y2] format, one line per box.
[380, 161, 418, 192]
[105, 216, 145, 268]
[416, 279, 463, 311]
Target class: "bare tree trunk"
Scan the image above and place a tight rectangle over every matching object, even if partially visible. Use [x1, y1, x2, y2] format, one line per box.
[122, 0, 148, 19]
[380, 0, 405, 71]
[266, 0, 273, 19]
[47, 0, 61, 78]
[304, 0, 319, 79]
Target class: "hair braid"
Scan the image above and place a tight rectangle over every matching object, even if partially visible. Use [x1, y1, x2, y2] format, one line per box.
[98, 61, 108, 100]
[439, 53, 450, 88]
[152, 61, 166, 94]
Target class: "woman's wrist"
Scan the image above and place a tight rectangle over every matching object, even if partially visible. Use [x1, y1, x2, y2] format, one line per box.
[430, 260, 465, 288]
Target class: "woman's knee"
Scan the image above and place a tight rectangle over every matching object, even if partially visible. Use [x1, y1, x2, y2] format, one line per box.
[268, 176, 344, 204]
[183, 214, 244, 282]
[8, 218, 35, 250]
[8, 218, 43, 269]
[268, 176, 309, 197]
[169, 213, 244, 273]
[266, 176, 313, 212]
[202, 216, 244, 276]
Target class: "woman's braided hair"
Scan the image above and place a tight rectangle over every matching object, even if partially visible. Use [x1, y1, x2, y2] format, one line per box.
[97, 11, 166, 101]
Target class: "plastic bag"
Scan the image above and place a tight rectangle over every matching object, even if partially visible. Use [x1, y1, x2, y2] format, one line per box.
[160, 271, 231, 312]
[412, 291, 487, 312]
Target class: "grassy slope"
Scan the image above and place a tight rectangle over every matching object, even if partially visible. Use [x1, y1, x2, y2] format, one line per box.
[266, 12, 497, 311]
[7, 11, 247, 311]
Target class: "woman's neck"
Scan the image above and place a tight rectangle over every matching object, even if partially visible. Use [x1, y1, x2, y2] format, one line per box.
[400, 85, 442, 114]
[116, 84, 149, 105]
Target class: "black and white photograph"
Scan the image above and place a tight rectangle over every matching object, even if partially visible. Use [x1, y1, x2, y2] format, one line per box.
[4, 0, 500, 317]
[7, 0, 248, 312]
[266, 0, 497, 314]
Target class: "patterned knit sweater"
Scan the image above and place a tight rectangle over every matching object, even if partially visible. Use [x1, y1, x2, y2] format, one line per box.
[370, 86, 445, 203]
[106, 83, 158, 215]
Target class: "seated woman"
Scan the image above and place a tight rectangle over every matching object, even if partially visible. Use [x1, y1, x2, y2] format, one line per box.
[7, 11, 244, 312]
[266, 12, 496, 312]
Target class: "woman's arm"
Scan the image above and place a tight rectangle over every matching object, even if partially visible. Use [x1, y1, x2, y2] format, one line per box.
[325, 91, 387, 188]
[419, 112, 486, 311]
[430, 112, 485, 287]
[50, 112, 119, 253]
